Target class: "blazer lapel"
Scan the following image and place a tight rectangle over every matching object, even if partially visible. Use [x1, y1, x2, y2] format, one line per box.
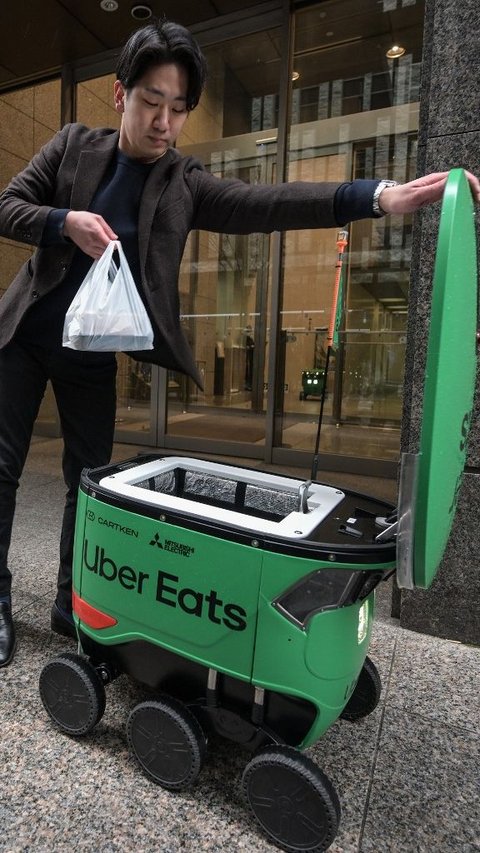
[138, 149, 178, 270]
[70, 131, 120, 211]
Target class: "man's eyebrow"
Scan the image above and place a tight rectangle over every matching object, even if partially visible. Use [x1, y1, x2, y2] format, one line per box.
[143, 86, 187, 103]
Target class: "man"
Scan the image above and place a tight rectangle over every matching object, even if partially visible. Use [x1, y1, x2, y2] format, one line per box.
[0, 19, 478, 668]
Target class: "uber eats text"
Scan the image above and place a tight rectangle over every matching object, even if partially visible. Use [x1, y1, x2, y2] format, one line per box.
[82, 541, 247, 631]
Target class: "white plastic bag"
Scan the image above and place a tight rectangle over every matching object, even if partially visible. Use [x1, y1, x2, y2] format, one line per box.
[62, 240, 154, 352]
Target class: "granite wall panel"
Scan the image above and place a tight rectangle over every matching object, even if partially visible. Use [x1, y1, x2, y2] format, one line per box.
[421, 0, 480, 139]
[399, 0, 480, 644]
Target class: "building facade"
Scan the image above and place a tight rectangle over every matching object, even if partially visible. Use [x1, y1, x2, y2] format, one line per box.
[0, 0, 426, 478]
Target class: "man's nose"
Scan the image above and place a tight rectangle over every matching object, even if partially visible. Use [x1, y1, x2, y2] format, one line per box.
[153, 106, 169, 129]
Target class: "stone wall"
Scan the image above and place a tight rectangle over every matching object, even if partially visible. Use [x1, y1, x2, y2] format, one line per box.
[398, 0, 480, 645]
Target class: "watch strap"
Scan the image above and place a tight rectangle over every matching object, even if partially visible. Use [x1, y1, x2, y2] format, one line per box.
[372, 179, 398, 217]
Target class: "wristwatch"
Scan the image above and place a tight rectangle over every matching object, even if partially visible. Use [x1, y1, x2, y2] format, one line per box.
[372, 179, 398, 217]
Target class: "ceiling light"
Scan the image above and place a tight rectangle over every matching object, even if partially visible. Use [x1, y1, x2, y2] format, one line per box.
[100, 0, 118, 10]
[386, 44, 406, 59]
[131, 4, 152, 18]
[292, 70, 300, 81]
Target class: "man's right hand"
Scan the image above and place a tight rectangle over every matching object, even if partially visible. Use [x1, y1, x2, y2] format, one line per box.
[63, 211, 118, 258]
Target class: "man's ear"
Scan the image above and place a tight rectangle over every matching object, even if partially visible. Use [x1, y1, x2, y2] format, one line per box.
[114, 80, 125, 114]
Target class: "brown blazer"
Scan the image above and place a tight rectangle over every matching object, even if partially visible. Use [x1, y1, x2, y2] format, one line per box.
[0, 123, 342, 385]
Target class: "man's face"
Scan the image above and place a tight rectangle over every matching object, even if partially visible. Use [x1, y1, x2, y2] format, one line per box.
[114, 63, 189, 162]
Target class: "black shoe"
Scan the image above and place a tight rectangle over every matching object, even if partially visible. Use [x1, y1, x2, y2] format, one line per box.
[51, 602, 77, 640]
[0, 602, 16, 667]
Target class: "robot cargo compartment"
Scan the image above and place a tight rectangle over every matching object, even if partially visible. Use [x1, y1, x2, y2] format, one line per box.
[99, 456, 344, 539]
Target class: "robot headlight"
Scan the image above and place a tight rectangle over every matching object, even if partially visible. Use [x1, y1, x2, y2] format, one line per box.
[273, 568, 384, 629]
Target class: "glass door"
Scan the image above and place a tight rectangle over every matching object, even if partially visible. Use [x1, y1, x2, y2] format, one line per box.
[69, 1, 425, 470]
[74, 22, 283, 452]
[276, 0, 424, 466]
[166, 138, 277, 451]
[163, 27, 283, 452]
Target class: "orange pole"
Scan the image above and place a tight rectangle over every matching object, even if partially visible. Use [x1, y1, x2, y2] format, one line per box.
[310, 229, 349, 480]
[326, 230, 348, 346]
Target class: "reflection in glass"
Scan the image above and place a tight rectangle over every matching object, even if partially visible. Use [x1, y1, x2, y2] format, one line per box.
[279, 0, 424, 461]
[167, 28, 283, 447]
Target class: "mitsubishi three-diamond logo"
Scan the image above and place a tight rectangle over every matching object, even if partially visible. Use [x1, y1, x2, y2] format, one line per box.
[148, 532, 195, 558]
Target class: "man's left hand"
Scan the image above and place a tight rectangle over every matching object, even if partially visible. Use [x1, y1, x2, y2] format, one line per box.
[379, 171, 480, 215]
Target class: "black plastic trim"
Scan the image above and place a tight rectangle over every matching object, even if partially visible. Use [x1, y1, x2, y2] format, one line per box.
[80, 455, 397, 567]
[273, 568, 390, 629]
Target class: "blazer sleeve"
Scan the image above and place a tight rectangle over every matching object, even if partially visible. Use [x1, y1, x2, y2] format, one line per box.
[0, 124, 73, 246]
[182, 157, 379, 234]
[185, 160, 341, 234]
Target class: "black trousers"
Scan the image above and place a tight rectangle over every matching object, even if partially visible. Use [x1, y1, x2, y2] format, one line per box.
[0, 340, 117, 611]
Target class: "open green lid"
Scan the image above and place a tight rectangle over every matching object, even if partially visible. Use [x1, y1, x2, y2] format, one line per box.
[397, 169, 478, 589]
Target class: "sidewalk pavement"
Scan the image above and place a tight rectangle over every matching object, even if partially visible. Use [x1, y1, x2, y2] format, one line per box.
[1, 437, 479, 852]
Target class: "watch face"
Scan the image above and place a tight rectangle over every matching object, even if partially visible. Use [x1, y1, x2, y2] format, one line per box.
[397, 169, 477, 590]
[373, 180, 397, 215]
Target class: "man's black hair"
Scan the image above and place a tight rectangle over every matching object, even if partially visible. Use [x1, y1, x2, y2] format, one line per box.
[116, 19, 207, 110]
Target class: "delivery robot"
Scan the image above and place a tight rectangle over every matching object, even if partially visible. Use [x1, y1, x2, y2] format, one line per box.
[39, 171, 478, 853]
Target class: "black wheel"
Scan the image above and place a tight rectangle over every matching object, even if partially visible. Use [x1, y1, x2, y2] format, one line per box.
[340, 656, 382, 722]
[39, 652, 106, 736]
[127, 697, 206, 791]
[242, 745, 341, 852]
